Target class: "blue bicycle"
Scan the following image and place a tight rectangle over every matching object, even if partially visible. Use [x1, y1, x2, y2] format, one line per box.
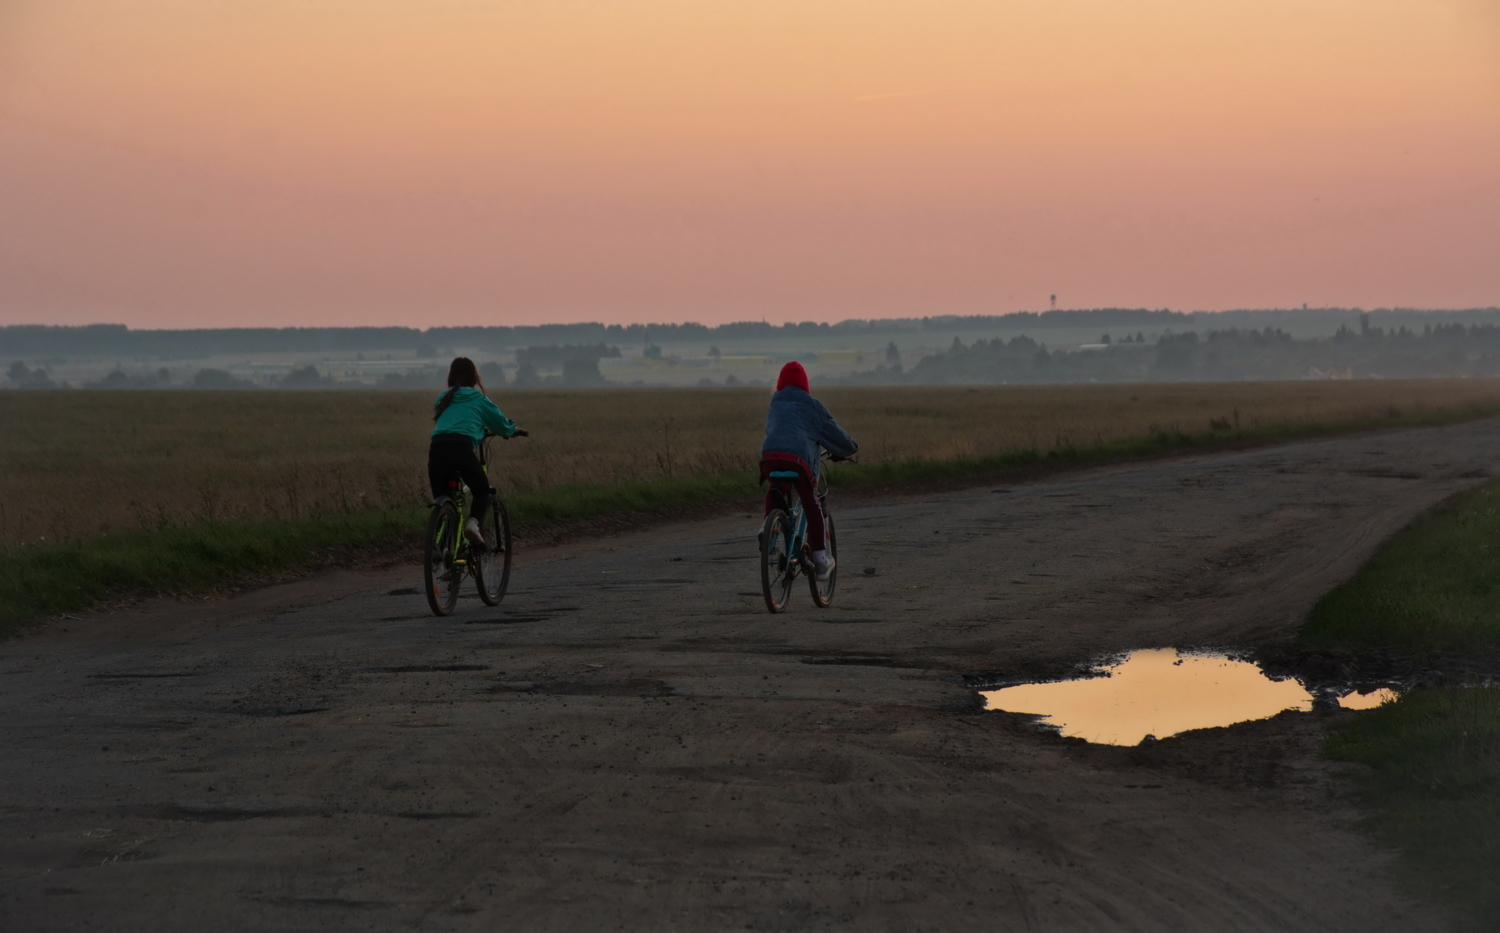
[759, 452, 843, 613]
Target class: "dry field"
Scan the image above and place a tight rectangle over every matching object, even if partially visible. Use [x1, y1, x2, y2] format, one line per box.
[4, 380, 1500, 545]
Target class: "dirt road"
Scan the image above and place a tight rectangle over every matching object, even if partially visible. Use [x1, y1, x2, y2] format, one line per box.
[6, 421, 1498, 931]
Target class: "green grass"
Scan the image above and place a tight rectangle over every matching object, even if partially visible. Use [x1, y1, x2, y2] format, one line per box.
[1325, 690, 1500, 929]
[4, 401, 1500, 639]
[0, 472, 770, 634]
[0, 509, 424, 632]
[1301, 478, 1500, 928]
[1301, 480, 1500, 656]
[503, 471, 760, 525]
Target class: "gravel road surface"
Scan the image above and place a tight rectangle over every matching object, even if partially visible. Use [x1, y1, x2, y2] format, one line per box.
[6, 420, 1498, 931]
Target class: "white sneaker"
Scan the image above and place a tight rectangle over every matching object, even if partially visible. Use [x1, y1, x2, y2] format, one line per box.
[464, 517, 485, 547]
[814, 555, 835, 583]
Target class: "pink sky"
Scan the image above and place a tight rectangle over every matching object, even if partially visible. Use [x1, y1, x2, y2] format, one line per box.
[2, 0, 1497, 328]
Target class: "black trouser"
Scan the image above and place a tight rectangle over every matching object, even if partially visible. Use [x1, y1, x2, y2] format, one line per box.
[428, 435, 490, 523]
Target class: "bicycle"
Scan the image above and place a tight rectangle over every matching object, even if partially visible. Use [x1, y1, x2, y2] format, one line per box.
[758, 452, 847, 613]
[424, 431, 524, 616]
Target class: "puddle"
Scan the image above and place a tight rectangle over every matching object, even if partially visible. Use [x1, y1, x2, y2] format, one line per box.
[1337, 687, 1397, 710]
[981, 649, 1395, 746]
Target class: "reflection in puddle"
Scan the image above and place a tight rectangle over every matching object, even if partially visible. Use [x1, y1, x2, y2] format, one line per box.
[1337, 688, 1397, 710]
[982, 649, 1315, 746]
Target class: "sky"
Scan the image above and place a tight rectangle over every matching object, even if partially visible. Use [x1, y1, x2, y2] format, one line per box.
[1, 0, 1497, 328]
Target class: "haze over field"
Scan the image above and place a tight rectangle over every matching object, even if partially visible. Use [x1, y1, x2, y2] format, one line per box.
[2, 0, 1497, 328]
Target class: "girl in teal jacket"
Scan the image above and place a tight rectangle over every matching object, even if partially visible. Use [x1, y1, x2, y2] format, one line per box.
[429, 357, 525, 544]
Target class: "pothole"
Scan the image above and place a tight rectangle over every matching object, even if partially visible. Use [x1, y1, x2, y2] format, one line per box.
[979, 648, 1397, 746]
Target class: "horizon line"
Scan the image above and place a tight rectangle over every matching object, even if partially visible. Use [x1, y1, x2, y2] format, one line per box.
[5, 305, 1500, 333]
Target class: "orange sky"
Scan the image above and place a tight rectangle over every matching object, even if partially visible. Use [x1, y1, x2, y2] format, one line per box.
[2, 0, 1497, 327]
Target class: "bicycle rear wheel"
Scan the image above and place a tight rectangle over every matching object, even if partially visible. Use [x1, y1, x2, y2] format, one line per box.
[809, 510, 837, 608]
[760, 509, 796, 613]
[424, 500, 461, 616]
[474, 497, 512, 606]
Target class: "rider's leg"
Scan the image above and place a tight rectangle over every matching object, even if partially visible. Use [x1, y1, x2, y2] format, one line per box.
[759, 458, 824, 558]
[427, 440, 457, 501]
[790, 473, 825, 552]
[453, 448, 491, 527]
[455, 451, 491, 545]
[786, 471, 833, 577]
[429, 438, 491, 536]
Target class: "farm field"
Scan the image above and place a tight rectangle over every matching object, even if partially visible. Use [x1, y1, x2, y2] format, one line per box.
[7, 380, 1500, 546]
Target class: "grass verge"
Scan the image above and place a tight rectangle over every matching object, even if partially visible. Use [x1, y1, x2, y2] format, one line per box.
[0, 509, 423, 634]
[1325, 689, 1500, 928]
[1300, 480, 1500, 656]
[0, 474, 767, 636]
[4, 401, 1500, 639]
[1301, 477, 1500, 929]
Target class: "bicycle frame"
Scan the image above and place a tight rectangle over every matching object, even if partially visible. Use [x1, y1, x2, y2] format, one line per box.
[425, 428, 519, 615]
[433, 435, 496, 571]
[768, 460, 829, 576]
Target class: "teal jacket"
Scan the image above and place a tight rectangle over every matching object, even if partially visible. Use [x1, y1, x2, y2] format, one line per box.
[431, 387, 518, 443]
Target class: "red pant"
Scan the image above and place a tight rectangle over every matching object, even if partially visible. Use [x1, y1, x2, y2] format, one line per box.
[761, 460, 825, 551]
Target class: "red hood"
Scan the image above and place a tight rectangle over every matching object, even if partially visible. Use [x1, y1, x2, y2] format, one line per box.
[775, 361, 809, 393]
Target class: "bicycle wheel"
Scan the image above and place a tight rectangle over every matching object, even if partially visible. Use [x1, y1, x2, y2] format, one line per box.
[760, 509, 796, 614]
[474, 497, 512, 606]
[423, 500, 461, 616]
[809, 510, 837, 608]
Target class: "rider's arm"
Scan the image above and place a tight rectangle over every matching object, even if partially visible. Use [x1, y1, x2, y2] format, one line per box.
[813, 400, 858, 459]
[477, 396, 519, 438]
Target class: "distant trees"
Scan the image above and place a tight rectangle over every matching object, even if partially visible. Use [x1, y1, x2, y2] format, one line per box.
[7, 361, 56, 389]
[280, 365, 331, 389]
[479, 361, 506, 386]
[512, 363, 541, 387]
[7, 310, 1500, 362]
[1153, 333, 1199, 377]
[562, 358, 607, 387]
[376, 368, 444, 389]
[86, 367, 171, 389]
[192, 368, 253, 389]
[509, 344, 619, 387]
[860, 323, 1500, 386]
[515, 344, 620, 370]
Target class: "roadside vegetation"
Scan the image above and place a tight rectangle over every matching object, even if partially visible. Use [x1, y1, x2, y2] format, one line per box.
[6, 381, 1500, 634]
[1302, 479, 1500, 928]
[1302, 479, 1500, 655]
[1325, 689, 1499, 929]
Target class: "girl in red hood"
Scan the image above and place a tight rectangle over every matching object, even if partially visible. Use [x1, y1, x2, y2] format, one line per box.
[759, 361, 859, 581]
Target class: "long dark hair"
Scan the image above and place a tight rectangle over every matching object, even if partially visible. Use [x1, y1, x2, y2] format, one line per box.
[433, 357, 486, 421]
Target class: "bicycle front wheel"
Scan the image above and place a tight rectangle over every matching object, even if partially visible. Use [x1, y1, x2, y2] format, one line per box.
[474, 498, 512, 606]
[424, 500, 461, 616]
[809, 510, 837, 608]
[760, 509, 796, 614]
